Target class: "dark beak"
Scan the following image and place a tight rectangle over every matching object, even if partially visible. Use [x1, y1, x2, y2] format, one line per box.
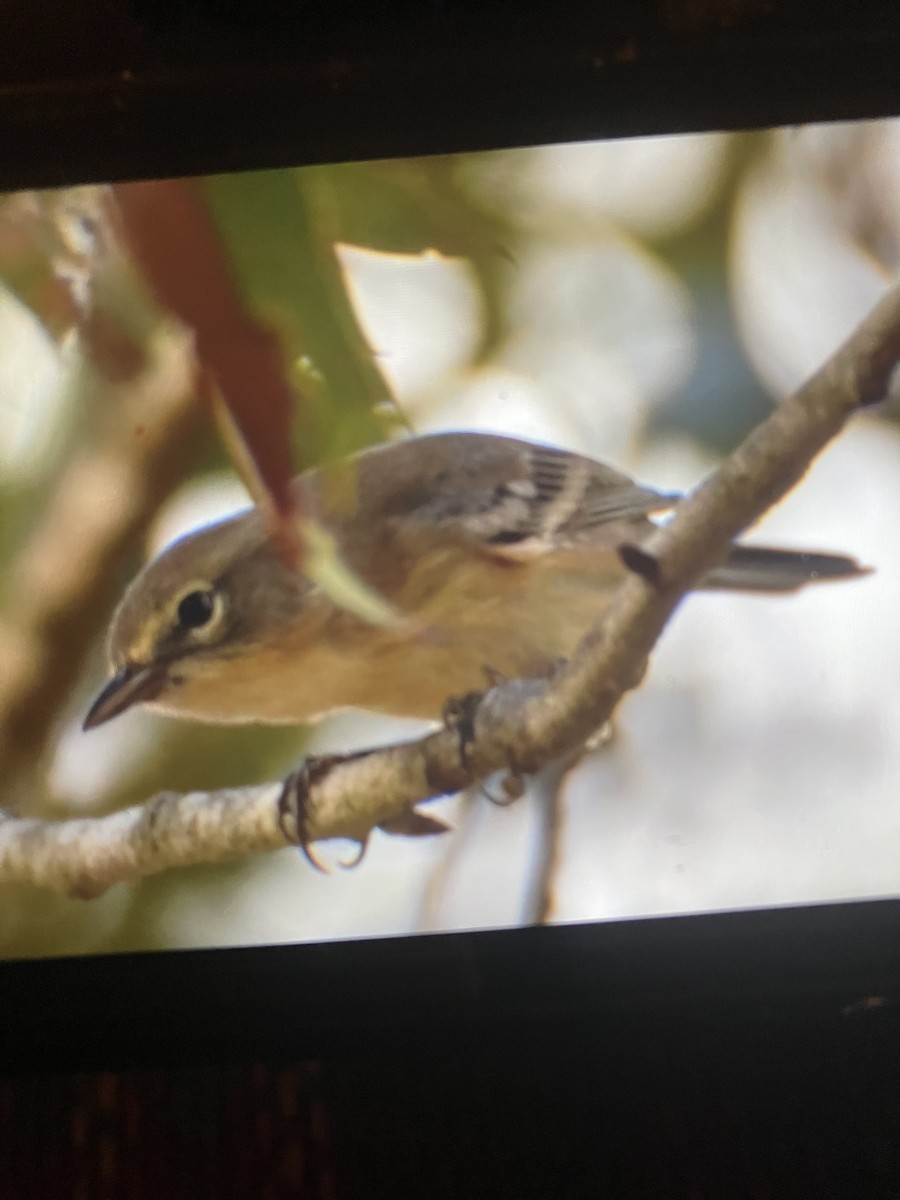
[83, 663, 167, 731]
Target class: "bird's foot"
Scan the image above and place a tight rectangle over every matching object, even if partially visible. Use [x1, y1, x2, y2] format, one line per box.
[479, 768, 526, 808]
[441, 689, 484, 774]
[279, 751, 452, 872]
[278, 751, 376, 872]
[442, 671, 532, 807]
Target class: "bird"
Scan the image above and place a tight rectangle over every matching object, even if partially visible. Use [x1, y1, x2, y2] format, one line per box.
[84, 430, 869, 732]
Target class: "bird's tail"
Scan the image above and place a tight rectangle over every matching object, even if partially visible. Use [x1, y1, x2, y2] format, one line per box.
[702, 544, 871, 593]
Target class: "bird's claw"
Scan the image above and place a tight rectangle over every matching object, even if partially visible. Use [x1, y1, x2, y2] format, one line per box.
[279, 752, 434, 871]
[278, 752, 355, 874]
[442, 669, 535, 804]
[338, 838, 369, 870]
[441, 689, 483, 773]
[480, 765, 527, 807]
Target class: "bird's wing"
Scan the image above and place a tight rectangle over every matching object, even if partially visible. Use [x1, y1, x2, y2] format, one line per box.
[355, 433, 677, 561]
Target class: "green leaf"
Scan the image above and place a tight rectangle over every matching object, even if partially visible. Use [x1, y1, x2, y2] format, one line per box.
[202, 169, 398, 466]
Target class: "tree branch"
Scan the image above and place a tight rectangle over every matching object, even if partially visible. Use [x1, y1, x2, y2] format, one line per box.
[525, 757, 578, 926]
[0, 329, 204, 805]
[2, 282, 899, 896]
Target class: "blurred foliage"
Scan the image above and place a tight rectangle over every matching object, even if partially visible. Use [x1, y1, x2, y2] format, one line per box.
[307, 156, 514, 362]
[201, 156, 516, 464]
[0, 192, 78, 341]
[648, 133, 773, 451]
[92, 720, 310, 817]
[203, 167, 396, 464]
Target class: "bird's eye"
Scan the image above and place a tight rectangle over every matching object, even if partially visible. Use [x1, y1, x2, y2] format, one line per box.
[176, 589, 217, 630]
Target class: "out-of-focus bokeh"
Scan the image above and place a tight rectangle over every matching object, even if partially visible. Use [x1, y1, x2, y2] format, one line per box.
[1, 120, 898, 960]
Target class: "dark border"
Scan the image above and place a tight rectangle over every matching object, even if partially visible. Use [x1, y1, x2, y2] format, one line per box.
[1, 1, 900, 189]
[2, 899, 899, 1074]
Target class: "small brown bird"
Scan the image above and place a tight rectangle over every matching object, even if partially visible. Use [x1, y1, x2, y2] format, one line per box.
[84, 431, 869, 731]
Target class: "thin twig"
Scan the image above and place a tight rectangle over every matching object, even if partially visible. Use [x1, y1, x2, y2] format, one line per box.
[524, 756, 581, 926]
[1, 282, 899, 895]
